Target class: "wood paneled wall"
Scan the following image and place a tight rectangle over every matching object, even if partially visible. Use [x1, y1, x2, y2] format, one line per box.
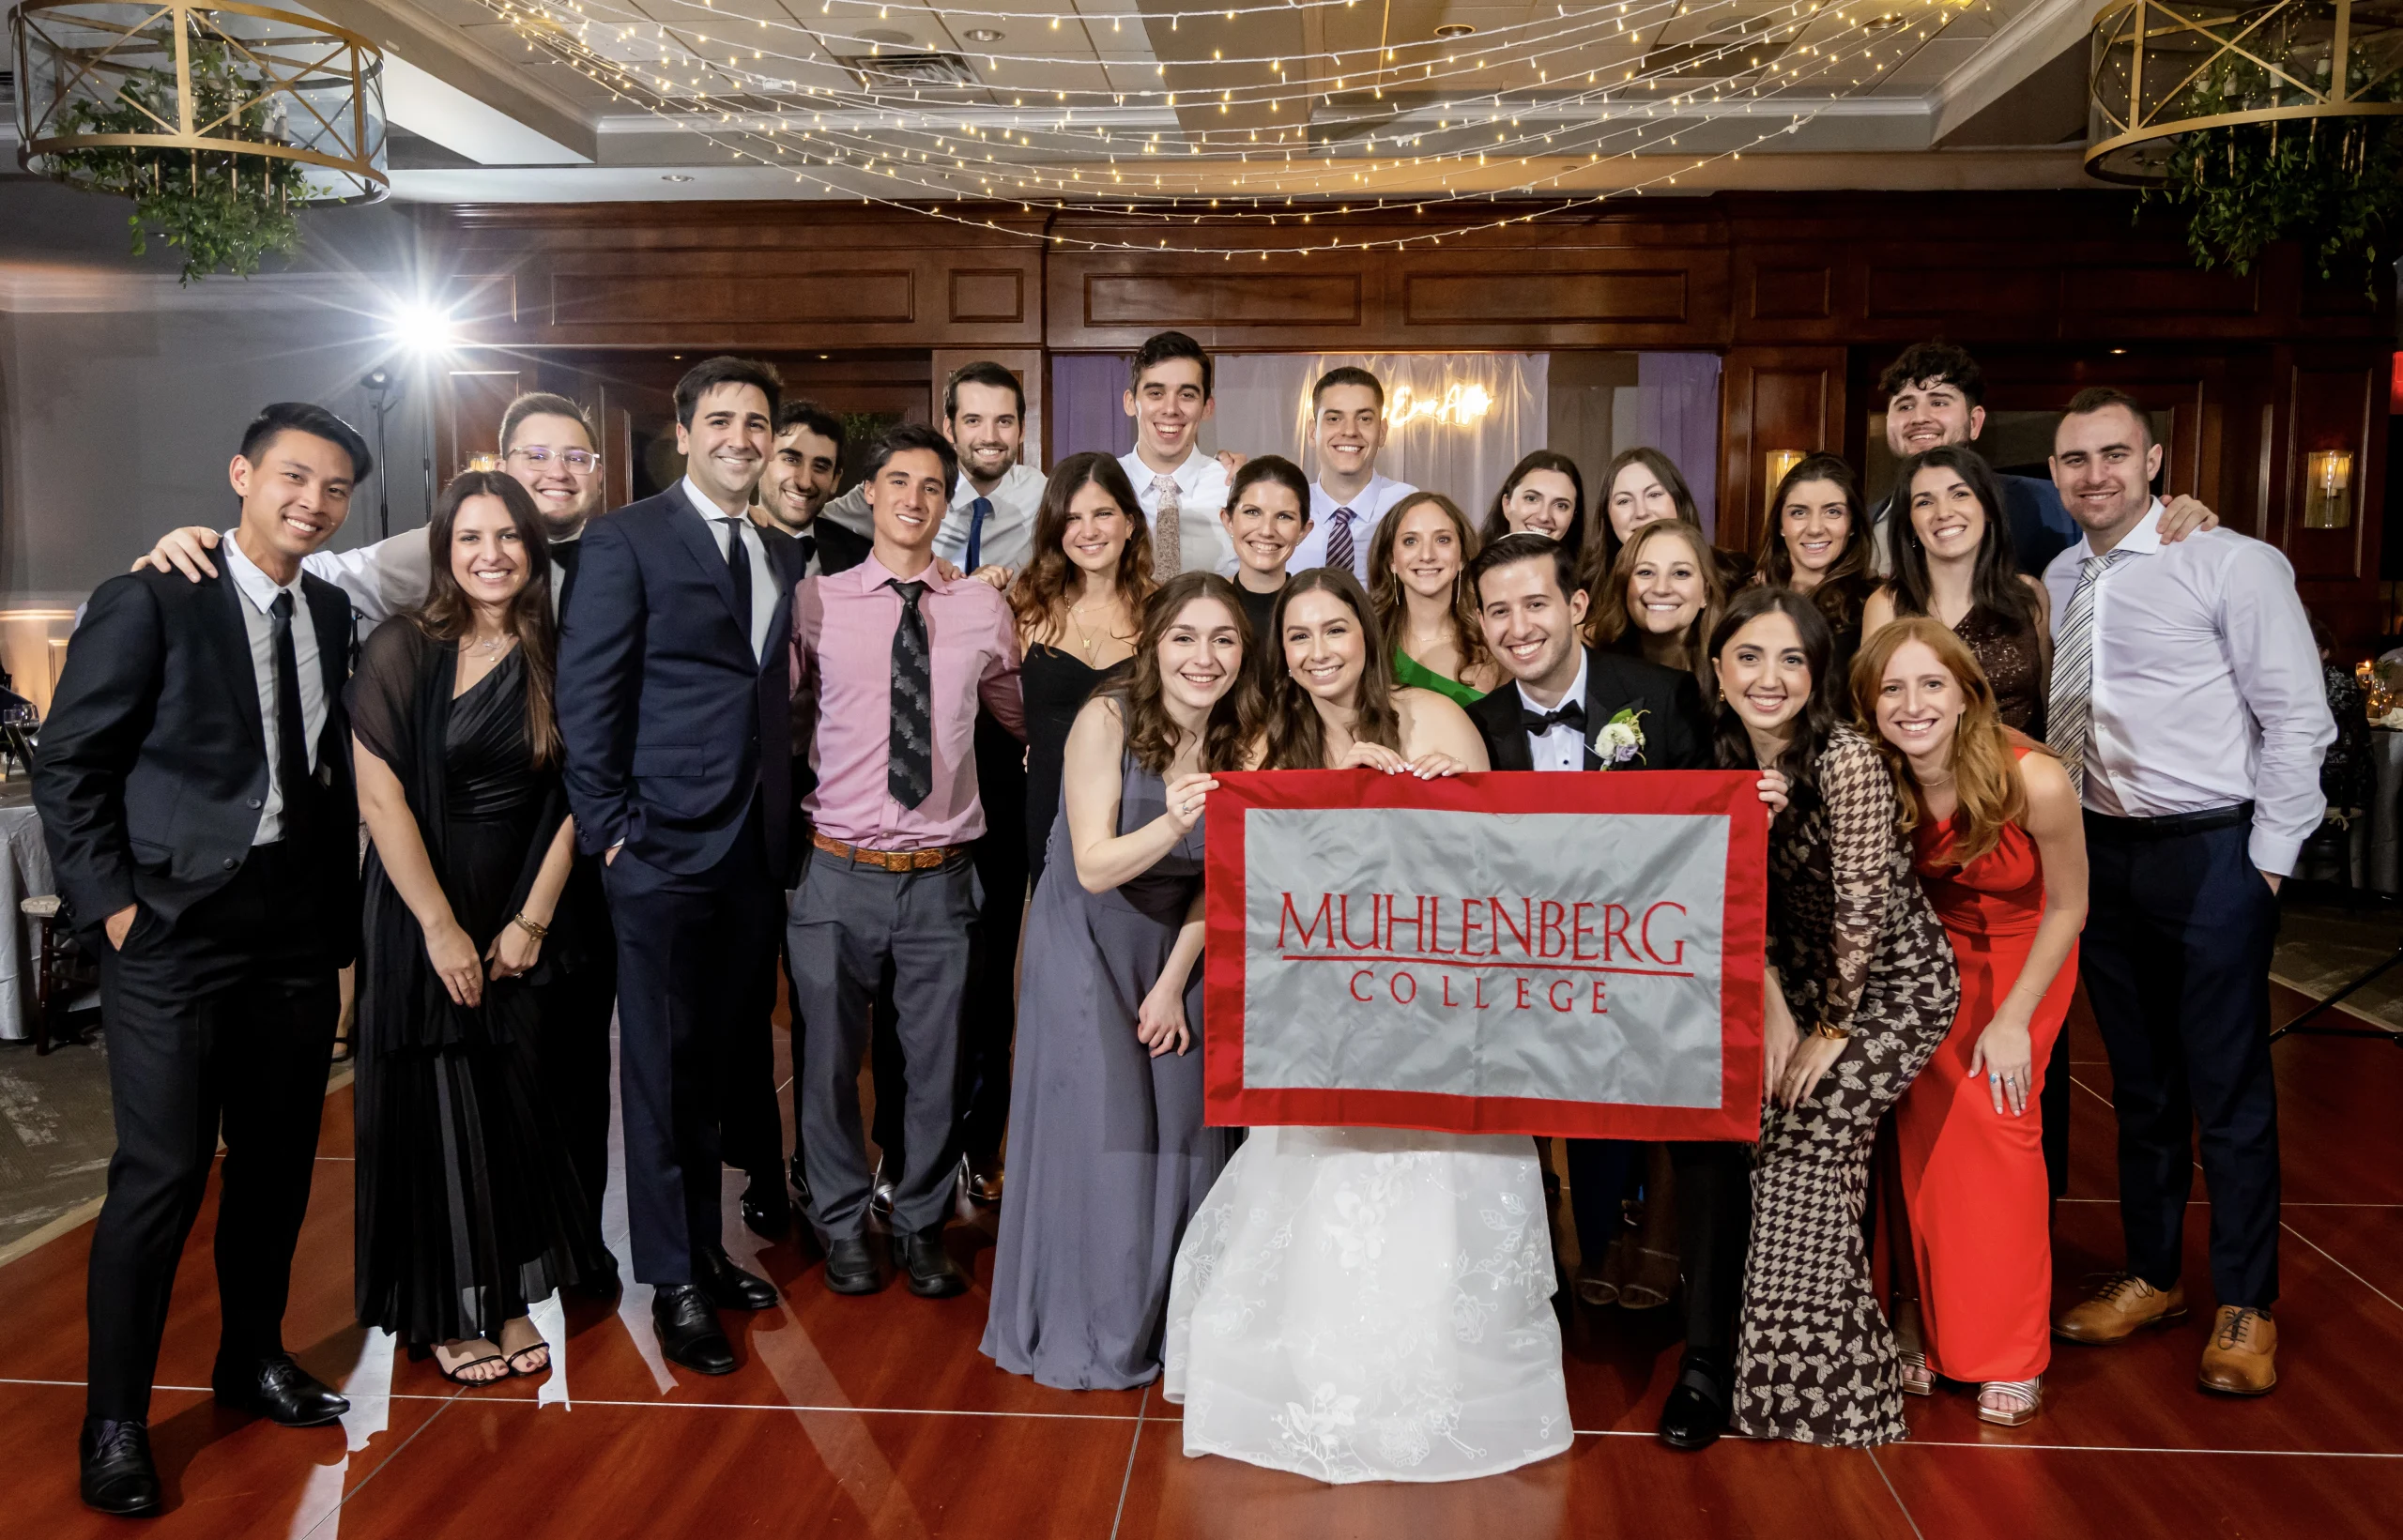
[421, 192, 2396, 633]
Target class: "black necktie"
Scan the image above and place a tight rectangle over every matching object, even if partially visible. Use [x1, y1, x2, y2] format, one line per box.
[723, 516, 754, 657]
[887, 580, 933, 808]
[268, 591, 313, 831]
[1520, 699, 1586, 738]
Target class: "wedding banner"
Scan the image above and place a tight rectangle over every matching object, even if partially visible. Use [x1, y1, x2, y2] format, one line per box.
[1203, 770, 1768, 1141]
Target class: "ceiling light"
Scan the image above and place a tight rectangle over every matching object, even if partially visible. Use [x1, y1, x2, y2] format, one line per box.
[964, 27, 1003, 41]
[1433, 23, 1476, 37]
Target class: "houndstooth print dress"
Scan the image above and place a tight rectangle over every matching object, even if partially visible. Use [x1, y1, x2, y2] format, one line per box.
[1732, 725, 1957, 1448]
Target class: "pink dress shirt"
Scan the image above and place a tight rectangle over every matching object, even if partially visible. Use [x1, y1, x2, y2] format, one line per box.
[791, 552, 1025, 850]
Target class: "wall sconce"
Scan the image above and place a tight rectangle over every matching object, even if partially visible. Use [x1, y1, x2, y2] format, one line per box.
[467, 452, 502, 473]
[2305, 449, 2354, 529]
[1763, 450, 1805, 512]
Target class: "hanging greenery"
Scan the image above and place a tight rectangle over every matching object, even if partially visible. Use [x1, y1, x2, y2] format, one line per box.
[2142, 46, 2403, 279]
[45, 26, 314, 283]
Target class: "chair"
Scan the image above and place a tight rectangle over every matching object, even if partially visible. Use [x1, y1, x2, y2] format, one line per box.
[20, 893, 97, 1055]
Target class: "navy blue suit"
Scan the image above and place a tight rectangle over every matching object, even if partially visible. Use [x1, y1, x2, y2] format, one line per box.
[558, 490, 803, 1284]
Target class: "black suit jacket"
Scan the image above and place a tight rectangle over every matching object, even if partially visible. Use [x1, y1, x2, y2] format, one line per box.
[36, 567, 360, 954]
[557, 489, 804, 877]
[1466, 646, 1712, 773]
[809, 516, 871, 576]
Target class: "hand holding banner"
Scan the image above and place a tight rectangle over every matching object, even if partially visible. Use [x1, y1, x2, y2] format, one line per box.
[1202, 769, 1768, 1141]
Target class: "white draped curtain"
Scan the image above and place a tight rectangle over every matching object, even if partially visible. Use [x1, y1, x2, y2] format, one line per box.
[1210, 353, 1552, 515]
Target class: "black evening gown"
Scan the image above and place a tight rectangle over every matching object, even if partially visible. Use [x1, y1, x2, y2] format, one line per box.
[351, 623, 607, 1349]
[1022, 643, 1133, 894]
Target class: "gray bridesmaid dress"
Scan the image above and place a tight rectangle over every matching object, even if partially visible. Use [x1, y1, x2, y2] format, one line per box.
[979, 739, 1235, 1390]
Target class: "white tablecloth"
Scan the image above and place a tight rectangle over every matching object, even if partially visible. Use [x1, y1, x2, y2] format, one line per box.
[0, 784, 52, 1040]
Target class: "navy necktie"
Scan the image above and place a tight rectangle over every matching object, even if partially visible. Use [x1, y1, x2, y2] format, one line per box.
[964, 496, 992, 573]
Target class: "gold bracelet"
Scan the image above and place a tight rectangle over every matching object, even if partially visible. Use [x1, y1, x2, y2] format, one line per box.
[512, 912, 550, 942]
[1809, 1021, 1851, 1041]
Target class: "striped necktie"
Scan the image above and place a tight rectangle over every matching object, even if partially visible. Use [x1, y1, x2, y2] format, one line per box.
[1325, 507, 1356, 578]
[2046, 547, 2129, 796]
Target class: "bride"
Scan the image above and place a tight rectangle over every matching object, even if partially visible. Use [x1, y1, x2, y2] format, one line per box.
[1161, 568, 1572, 1485]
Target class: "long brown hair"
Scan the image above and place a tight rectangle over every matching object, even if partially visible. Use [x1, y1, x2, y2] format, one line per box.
[1850, 617, 2028, 866]
[1585, 517, 1723, 697]
[412, 471, 559, 766]
[1477, 450, 1587, 567]
[1755, 451, 1875, 649]
[1006, 451, 1156, 645]
[1368, 491, 1489, 682]
[1259, 567, 1403, 770]
[1100, 572, 1261, 776]
[1585, 446, 1703, 588]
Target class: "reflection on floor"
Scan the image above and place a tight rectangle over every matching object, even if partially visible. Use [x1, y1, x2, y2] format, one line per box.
[0, 977, 2398, 1538]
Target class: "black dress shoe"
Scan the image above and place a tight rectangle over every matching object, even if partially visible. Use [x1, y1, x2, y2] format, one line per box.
[568, 1260, 622, 1303]
[650, 1284, 736, 1376]
[741, 1174, 790, 1239]
[962, 1151, 1003, 1207]
[867, 1158, 896, 1221]
[695, 1245, 780, 1311]
[822, 1235, 882, 1295]
[788, 1154, 814, 1215]
[80, 1417, 161, 1517]
[1659, 1356, 1731, 1452]
[891, 1228, 967, 1299]
[212, 1354, 348, 1427]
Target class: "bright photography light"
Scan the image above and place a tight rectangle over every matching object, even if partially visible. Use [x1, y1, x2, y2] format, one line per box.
[387, 303, 457, 356]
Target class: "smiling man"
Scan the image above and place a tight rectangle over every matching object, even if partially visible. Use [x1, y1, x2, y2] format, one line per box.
[788, 423, 1025, 1302]
[40, 404, 373, 1517]
[1118, 331, 1236, 577]
[557, 358, 804, 1380]
[2042, 387, 2333, 1400]
[1287, 366, 1415, 584]
[820, 361, 1044, 584]
[754, 399, 867, 576]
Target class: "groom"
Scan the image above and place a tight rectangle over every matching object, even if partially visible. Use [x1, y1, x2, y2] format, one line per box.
[1462, 532, 1750, 1454]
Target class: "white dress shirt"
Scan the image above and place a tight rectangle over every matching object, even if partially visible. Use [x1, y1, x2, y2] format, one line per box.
[682, 476, 776, 661]
[304, 528, 434, 623]
[2041, 501, 2334, 874]
[1517, 650, 1590, 773]
[1121, 447, 1235, 575]
[819, 460, 1046, 573]
[1291, 474, 1416, 584]
[222, 531, 326, 846]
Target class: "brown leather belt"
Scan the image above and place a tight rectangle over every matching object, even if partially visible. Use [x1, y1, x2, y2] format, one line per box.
[810, 831, 965, 871]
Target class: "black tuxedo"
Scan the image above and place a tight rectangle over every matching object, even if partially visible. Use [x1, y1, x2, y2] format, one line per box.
[558, 490, 805, 1285]
[1466, 645, 1709, 775]
[1467, 645, 1749, 1369]
[806, 515, 871, 576]
[36, 565, 358, 1421]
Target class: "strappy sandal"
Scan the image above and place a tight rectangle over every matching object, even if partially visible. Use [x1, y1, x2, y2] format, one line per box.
[1978, 1377, 2043, 1426]
[1617, 1247, 1679, 1311]
[504, 1342, 551, 1378]
[1891, 1298, 1934, 1395]
[431, 1340, 510, 1386]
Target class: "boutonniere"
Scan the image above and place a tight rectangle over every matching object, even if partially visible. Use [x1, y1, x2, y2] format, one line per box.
[1591, 707, 1647, 769]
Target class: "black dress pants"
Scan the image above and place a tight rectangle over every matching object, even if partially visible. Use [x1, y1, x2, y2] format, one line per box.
[958, 710, 1028, 1166]
[2081, 807, 2282, 1309]
[603, 812, 782, 1286]
[532, 856, 617, 1258]
[86, 843, 341, 1421]
[1562, 1136, 1750, 1364]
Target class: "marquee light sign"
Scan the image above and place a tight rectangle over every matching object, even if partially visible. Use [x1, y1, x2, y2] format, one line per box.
[1382, 381, 1494, 429]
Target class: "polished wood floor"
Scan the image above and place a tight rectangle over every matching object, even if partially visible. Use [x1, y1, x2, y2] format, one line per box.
[4, 980, 2398, 1538]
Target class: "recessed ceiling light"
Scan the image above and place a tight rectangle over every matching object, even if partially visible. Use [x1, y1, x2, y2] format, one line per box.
[660, 173, 693, 182]
[1433, 23, 1475, 38]
[964, 27, 1003, 41]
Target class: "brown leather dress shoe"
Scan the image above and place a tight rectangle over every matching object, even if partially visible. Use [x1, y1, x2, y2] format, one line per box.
[2198, 1305, 2278, 1395]
[2054, 1273, 2187, 1343]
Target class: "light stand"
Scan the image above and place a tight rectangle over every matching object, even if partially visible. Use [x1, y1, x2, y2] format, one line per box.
[362, 367, 393, 541]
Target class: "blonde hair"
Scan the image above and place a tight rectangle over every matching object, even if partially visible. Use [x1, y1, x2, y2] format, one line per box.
[1850, 617, 2027, 866]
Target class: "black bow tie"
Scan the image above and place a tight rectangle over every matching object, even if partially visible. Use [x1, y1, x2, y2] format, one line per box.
[1520, 699, 1586, 737]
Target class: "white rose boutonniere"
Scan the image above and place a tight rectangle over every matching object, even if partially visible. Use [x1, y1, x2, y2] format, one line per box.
[1593, 707, 1647, 769]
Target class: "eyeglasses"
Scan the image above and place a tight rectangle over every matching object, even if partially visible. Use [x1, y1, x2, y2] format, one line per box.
[506, 446, 601, 473]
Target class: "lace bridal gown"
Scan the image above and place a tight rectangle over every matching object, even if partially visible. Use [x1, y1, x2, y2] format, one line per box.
[1161, 1125, 1572, 1484]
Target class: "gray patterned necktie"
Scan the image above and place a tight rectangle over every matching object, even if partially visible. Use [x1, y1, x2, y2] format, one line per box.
[886, 579, 933, 808]
[2047, 548, 2129, 796]
[1151, 474, 1181, 579]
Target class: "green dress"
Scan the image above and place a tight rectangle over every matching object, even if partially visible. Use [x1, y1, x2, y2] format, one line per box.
[1392, 647, 1485, 707]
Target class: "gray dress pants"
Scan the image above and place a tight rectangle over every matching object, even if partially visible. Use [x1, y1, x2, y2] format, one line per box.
[788, 846, 978, 1240]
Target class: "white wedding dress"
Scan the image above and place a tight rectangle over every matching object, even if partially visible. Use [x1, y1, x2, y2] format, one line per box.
[1160, 1125, 1572, 1484]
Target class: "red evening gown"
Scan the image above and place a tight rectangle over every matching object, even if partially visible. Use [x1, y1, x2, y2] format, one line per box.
[1895, 749, 2074, 1384]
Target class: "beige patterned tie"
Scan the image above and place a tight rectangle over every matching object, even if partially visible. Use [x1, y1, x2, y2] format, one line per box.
[2047, 548, 2129, 797]
[1151, 474, 1182, 579]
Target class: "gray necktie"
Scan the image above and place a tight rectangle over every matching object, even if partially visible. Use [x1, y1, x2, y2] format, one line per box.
[2047, 548, 2129, 796]
[1151, 474, 1181, 579]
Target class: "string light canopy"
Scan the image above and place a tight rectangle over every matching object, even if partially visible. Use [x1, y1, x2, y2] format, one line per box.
[478, 0, 1993, 253]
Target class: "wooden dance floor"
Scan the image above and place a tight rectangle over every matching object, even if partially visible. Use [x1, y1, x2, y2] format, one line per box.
[4, 981, 2399, 1539]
